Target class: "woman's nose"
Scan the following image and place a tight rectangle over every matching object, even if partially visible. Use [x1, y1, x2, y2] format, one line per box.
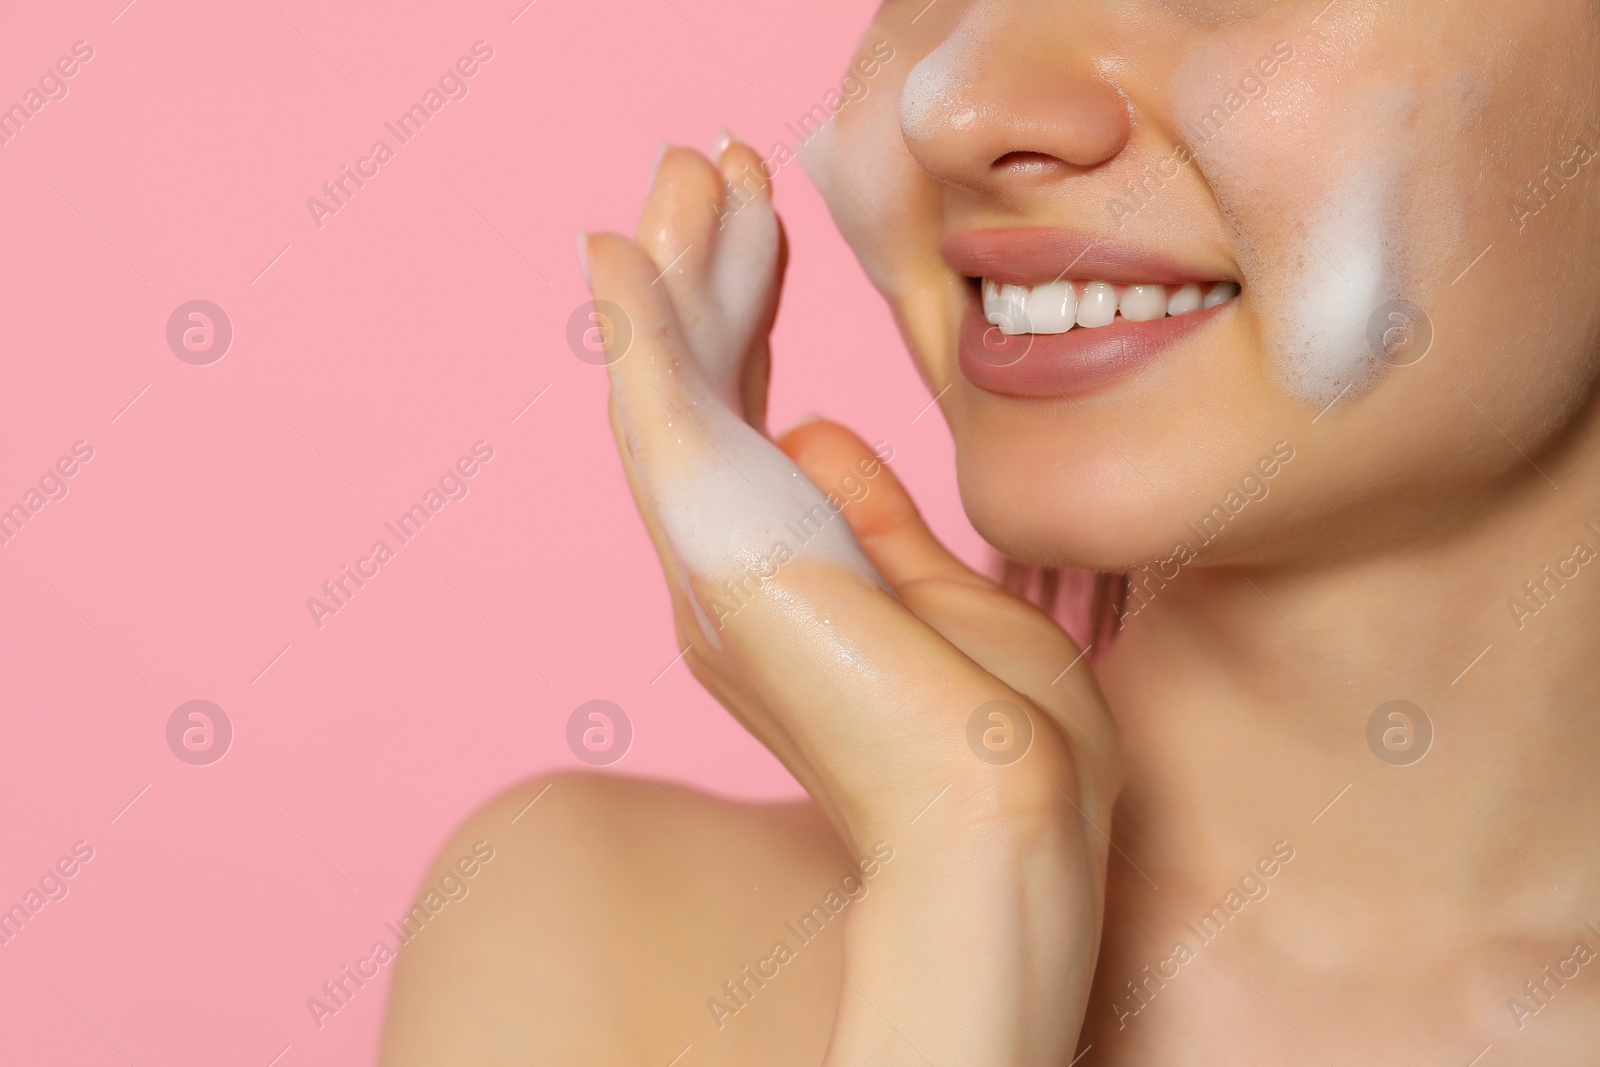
[899, 5, 1131, 194]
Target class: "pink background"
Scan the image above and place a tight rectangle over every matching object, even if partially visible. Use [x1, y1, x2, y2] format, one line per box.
[0, 0, 991, 1063]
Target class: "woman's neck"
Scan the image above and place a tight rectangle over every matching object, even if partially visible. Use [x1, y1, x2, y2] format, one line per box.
[1096, 464, 1600, 954]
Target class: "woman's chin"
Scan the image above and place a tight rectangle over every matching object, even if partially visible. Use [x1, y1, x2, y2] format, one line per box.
[956, 468, 1185, 575]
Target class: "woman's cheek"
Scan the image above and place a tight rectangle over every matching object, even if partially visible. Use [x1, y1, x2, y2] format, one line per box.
[801, 53, 938, 299]
[1168, 2, 1469, 409]
[801, 34, 955, 379]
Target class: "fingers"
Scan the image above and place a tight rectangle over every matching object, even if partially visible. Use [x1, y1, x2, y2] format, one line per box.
[581, 230, 696, 601]
[636, 147, 739, 406]
[777, 419, 989, 592]
[637, 147, 720, 286]
[585, 229, 701, 432]
[584, 228, 882, 649]
[708, 138, 783, 365]
[715, 139, 784, 432]
[636, 140, 781, 411]
[586, 227, 749, 653]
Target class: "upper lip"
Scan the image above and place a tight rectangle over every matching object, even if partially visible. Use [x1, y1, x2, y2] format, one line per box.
[942, 227, 1235, 287]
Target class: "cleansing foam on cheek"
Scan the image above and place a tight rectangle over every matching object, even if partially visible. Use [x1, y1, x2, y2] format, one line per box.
[1168, 3, 1460, 408]
[801, 41, 941, 301]
[1259, 149, 1396, 405]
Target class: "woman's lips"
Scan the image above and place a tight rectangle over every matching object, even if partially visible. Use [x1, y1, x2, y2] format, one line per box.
[944, 227, 1225, 287]
[944, 227, 1240, 398]
[957, 290, 1230, 398]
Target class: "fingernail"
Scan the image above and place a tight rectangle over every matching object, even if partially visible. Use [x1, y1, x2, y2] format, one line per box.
[711, 128, 734, 158]
[647, 141, 669, 192]
[576, 230, 591, 289]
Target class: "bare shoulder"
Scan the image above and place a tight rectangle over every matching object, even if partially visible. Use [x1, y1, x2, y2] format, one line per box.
[379, 773, 852, 1067]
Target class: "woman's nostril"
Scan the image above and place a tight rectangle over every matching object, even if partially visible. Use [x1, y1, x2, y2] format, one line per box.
[992, 151, 1064, 172]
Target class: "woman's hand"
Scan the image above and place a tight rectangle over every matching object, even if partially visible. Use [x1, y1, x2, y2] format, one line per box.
[582, 137, 1122, 1067]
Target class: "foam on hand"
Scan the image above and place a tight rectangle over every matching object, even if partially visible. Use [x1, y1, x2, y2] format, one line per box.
[608, 169, 880, 645]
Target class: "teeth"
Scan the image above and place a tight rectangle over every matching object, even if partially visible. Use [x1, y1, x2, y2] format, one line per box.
[1167, 283, 1204, 316]
[997, 284, 1031, 334]
[982, 278, 1004, 323]
[1203, 281, 1240, 308]
[1026, 281, 1077, 334]
[1119, 285, 1167, 323]
[984, 279, 1032, 334]
[977, 277, 1240, 334]
[1077, 281, 1118, 328]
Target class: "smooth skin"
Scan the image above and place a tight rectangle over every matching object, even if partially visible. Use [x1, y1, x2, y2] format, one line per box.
[384, 1, 1600, 1063]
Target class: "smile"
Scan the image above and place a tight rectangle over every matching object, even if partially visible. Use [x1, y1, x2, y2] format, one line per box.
[944, 228, 1241, 398]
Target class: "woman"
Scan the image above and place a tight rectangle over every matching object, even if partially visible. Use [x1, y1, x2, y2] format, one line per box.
[382, 1, 1600, 1062]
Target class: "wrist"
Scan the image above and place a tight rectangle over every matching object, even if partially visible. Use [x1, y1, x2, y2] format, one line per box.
[825, 803, 1101, 1067]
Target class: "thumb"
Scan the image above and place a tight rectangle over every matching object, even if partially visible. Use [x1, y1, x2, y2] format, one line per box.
[778, 419, 1113, 770]
[776, 419, 989, 594]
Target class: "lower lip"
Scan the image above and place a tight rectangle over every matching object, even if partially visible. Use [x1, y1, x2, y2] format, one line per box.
[957, 292, 1231, 398]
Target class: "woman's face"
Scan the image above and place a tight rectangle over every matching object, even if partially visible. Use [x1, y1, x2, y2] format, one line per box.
[805, 0, 1600, 570]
